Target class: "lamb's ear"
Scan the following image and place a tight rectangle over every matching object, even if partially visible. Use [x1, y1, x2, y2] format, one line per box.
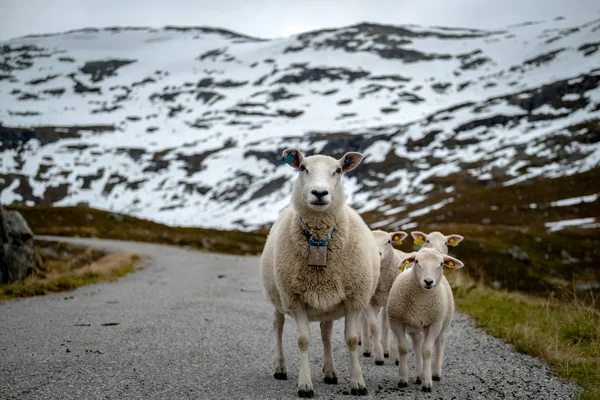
[446, 234, 464, 247]
[281, 148, 303, 169]
[442, 254, 464, 269]
[339, 152, 364, 172]
[391, 231, 408, 244]
[399, 252, 417, 271]
[411, 231, 428, 246]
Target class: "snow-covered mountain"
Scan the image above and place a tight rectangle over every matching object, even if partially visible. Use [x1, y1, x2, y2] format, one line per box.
[1, 16, 599, 230]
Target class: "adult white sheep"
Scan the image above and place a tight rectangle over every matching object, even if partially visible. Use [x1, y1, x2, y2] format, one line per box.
[260, 148, 380, 398]
[386, 248, 465, 392]
[360, 230, 407, 365]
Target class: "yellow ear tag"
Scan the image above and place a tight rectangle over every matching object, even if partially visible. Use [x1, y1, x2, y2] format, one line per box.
[393, 235, 402, 244]
[447, 260, 456, 268]
[414, 237, 424, 246]
[399, 259, 410, 271]
[449, 238, 458, 247]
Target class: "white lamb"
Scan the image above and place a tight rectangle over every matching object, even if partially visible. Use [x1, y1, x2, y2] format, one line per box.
[359, 230, 407, 365]
[260, 148, 380, 398]
[411, 231, 464, 255]
[386, 248, 465, 392]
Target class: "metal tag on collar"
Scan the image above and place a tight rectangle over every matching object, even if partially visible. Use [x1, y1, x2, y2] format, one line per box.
[308, 243, 328, 269]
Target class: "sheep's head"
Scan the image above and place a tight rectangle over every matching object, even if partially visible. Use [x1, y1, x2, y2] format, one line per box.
[400, 248, 464, 290]
[372, 230, 408, 261]
[282, 148, 364, 212]
[411, 231, 464, 255]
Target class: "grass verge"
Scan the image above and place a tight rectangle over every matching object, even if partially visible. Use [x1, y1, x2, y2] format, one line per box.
[451, 279, 600, 400]
[0, 240, 142, 301]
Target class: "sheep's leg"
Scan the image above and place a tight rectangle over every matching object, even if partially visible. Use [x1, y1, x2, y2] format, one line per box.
[391, 334, 400, 365]
[421, 323, 444, 392]
[344, 309, 368, 395]
[390, 320, 409, 388]
[360, 311, 371, 357]
[292, 308, 314, 398]
[381, 306, 390, 358]
[273, 310, 287, 380]
[320, 320, 338, 384]
[408, 330, 424, 384]
[432, 332, 446, 381]
[365, 306, 384, 365]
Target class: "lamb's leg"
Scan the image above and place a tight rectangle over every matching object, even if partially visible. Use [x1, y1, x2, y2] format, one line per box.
[320, 320, 338, 384]
[273, 310, 287, 380]
[391, 334, 400, 365]
[421, 323, 444, 392]
[345, 309, 368, 395]
[408, 330, 424, 384]
[292, 308, 314, 398]
[433, 332, 446, 381]
[360, 311, 371, 357]
[390, 320, 409, 388]
[381, 306, 390, 358]
[365, 306, 384, 365]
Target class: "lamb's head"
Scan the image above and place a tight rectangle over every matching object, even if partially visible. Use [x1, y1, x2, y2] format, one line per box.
[399, 248, 464, 290]
[372, 230, 408, 261]
[411, 231, 464, 255]
[282, 148, 364, 212]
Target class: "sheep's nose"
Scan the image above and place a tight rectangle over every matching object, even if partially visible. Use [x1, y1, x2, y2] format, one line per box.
[311, 189, 329, 198]
[424, 279, 434, 287]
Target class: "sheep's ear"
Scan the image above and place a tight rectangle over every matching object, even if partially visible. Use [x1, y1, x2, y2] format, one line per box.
[399, 252, 417, 271]
[339, 152, 364, 172]
[281, 148, 303, 169]
[411, 231, 428, 246]
[446, 234, 464, 247]
[442, 254, 464, 269]
[391, 231, 408, 244]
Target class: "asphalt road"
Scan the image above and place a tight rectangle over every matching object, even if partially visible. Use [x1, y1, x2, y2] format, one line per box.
[1, 237, 581, 399]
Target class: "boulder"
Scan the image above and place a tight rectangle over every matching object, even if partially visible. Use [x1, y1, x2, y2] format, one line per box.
[0, 205, 39, 284]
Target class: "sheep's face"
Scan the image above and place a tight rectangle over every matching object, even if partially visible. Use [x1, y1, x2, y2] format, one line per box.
[400, 248, 464, 290]
[372, 230, 408, 262]
[411, 231, 464, 255]
[282, 148, 364, 212]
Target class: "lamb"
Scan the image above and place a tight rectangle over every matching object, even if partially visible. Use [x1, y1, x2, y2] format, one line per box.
[411, 231, 464, 255]
[260, 148, 380, 398]
[359, 230, 408, 365]
[386, 248, 465, 392]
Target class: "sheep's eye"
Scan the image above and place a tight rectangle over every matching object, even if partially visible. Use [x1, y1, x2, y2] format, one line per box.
[335, 167, 342, 175]
[300, 165, 307, 172]
[414, 260, 418, 264]
[387, 240, 391, 244]
[426, 239, 430, 243]
[440, 262, 443, 267]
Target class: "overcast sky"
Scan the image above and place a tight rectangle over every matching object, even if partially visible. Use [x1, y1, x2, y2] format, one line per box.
[1, 0, 599, 41]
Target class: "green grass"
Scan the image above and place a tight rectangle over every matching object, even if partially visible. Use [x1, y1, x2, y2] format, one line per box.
[452, 284, 600, 399]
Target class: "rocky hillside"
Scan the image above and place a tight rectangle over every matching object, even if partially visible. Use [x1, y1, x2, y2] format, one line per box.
[0, 16, 599, 230]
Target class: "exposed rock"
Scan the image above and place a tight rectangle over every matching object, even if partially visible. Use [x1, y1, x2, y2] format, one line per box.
[0, 205, 40, 284]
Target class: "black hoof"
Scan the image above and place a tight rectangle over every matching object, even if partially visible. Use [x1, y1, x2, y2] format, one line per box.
[363, 352, 371, 357]
[298, 389, 314, 398]
[358, 340, 362, 345]
[375, 360, 384, 366]
[398, 382, 408, 388]
[415, 377, 421, 385]
[324, 376, 338, 385]
[432, 375, 441, 381]
[383, 352, 389, 358]
[395, 360, 399, 366]
[422, 386, 432, 393]
[351, 387, 368, 396]
[274, 372, 288, 380]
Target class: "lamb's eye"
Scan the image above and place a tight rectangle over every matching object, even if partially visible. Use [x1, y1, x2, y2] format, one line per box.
[440, 262, 443, 267]
[426, 239, 430, 243]
[414, 260, 418, 264]
[335, 167, 342, 175]
[387, 240, 391, 244]
[300, 165, 307, 172]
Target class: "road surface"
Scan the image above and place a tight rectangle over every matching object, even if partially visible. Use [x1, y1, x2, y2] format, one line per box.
[0, 237, 581, 399]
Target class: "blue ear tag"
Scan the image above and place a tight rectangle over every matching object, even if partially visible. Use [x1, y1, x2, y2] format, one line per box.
[344, 157, 352, 165]
[282, 151, 296, 165]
